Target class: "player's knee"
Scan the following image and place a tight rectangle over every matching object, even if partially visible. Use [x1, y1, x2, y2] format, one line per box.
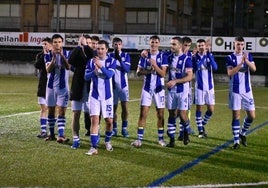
[247, 110, 255, 121]
[248, 114, 255, 121]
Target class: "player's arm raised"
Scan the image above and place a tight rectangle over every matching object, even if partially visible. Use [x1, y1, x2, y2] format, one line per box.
[60, 51, 70, 70]
[46, 54, 56, 73]
[150, 58, 167, 77]
[243, 53, 256, 72]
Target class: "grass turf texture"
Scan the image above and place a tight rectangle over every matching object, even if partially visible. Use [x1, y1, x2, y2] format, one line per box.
[0, 75, 268, 187]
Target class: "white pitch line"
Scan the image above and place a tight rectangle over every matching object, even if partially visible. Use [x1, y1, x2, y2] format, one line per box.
[0, 111, 40, 119]
[129, 98, 140, 102]
[0, 92, 33, 95]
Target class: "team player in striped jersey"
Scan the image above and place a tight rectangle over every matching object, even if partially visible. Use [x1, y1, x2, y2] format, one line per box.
[226, 36, 256, 149]
[108, 37, 131, 137]
[141, 37, 195, 141]
[192, 39, 218, 138]
[84, 40, 117, 155]
[131, 35, 168, 147]
[177, 36, 195, 140]
[166, 37, 193, 147]
[44, 34, 70, 143]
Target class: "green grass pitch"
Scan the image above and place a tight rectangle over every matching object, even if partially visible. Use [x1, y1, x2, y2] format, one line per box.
[0, 75, 268, 187]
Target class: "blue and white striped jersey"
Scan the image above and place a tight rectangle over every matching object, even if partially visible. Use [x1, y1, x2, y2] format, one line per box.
[168, 53, 193, 93]
[226, 53, 254, 94]
[138, 51, 168, 93]
[85, 56, 117, 100]
[108, 51, 131, 89]
[45, 50, 70, 90]
[192, 52, 218, 91]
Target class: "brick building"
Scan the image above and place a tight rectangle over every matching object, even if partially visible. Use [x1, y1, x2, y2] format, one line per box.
[0, 0, 267, 36]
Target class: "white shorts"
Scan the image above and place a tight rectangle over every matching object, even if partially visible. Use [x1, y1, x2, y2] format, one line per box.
[140, 89, 165, 108]
[166, 91, 189, 110]
[46, 87, 69, 107]
[113, 87, 129, 105]
[89, 97, 113, 118]
[71, 83, 90, 112]
[71, 100, 89, 112]
[194, 88, 215, 105]
[188, 89, 193, 110]
[229, 91, 255, 111]
[38, 97, 47, 105]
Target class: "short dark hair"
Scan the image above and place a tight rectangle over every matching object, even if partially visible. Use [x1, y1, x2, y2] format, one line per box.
[92, 35, 100, 41]
[42, 37, 52, 43]
[235, 36, 244, 42]
[182, 36, 192, 44]
[197, 39, 206, 43]
[172, 36, 182, 44]
[52, 34, 63, 42]
[150, 35, 160, 41]
[98, 40, 109, 49]
[112, 37, 122, 43]
[84, 35, 92, 40]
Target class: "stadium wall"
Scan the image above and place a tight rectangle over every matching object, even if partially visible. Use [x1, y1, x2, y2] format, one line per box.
[0, 47, 267, 86]
[0, 62, 267, 87]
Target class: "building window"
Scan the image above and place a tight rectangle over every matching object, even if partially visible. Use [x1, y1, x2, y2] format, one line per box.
[0, 4, 9, 16]
[100, 6, 109, 21]
[79, 5, 91, 18]
[53, 4, 91, 18]
[126, 11, 157, 24]
[184, 0, 189, 5]
[149, 11, 157, 24]
[126, 11, 136, 23]
[138, 12, 147, 23]
[53, 4, 65, 17]
[0, 3, 19, 17]
[66, 5, 78, 18]
[166, 12, 173, 25]
[10, 4, 19, 17]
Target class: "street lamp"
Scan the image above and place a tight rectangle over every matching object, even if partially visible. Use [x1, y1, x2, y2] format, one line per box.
[158, 0, 161, 35]
[56, 0, 60, 32]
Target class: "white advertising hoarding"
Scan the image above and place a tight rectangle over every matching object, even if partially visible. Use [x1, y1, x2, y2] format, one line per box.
[0, 32, 65, 46]
[212, 36, 268, 53]
[212, 37, 256, 52]
[0, 32, 267, 53]
[255, 37, 268, 53]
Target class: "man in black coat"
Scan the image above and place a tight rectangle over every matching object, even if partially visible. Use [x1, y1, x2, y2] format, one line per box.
[68, 35, 94, 149]
[34, 37, 52, 138]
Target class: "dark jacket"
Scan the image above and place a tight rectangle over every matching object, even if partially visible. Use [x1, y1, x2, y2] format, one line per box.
[34, 51, 47, 98]
[69, 45, 94, 101]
